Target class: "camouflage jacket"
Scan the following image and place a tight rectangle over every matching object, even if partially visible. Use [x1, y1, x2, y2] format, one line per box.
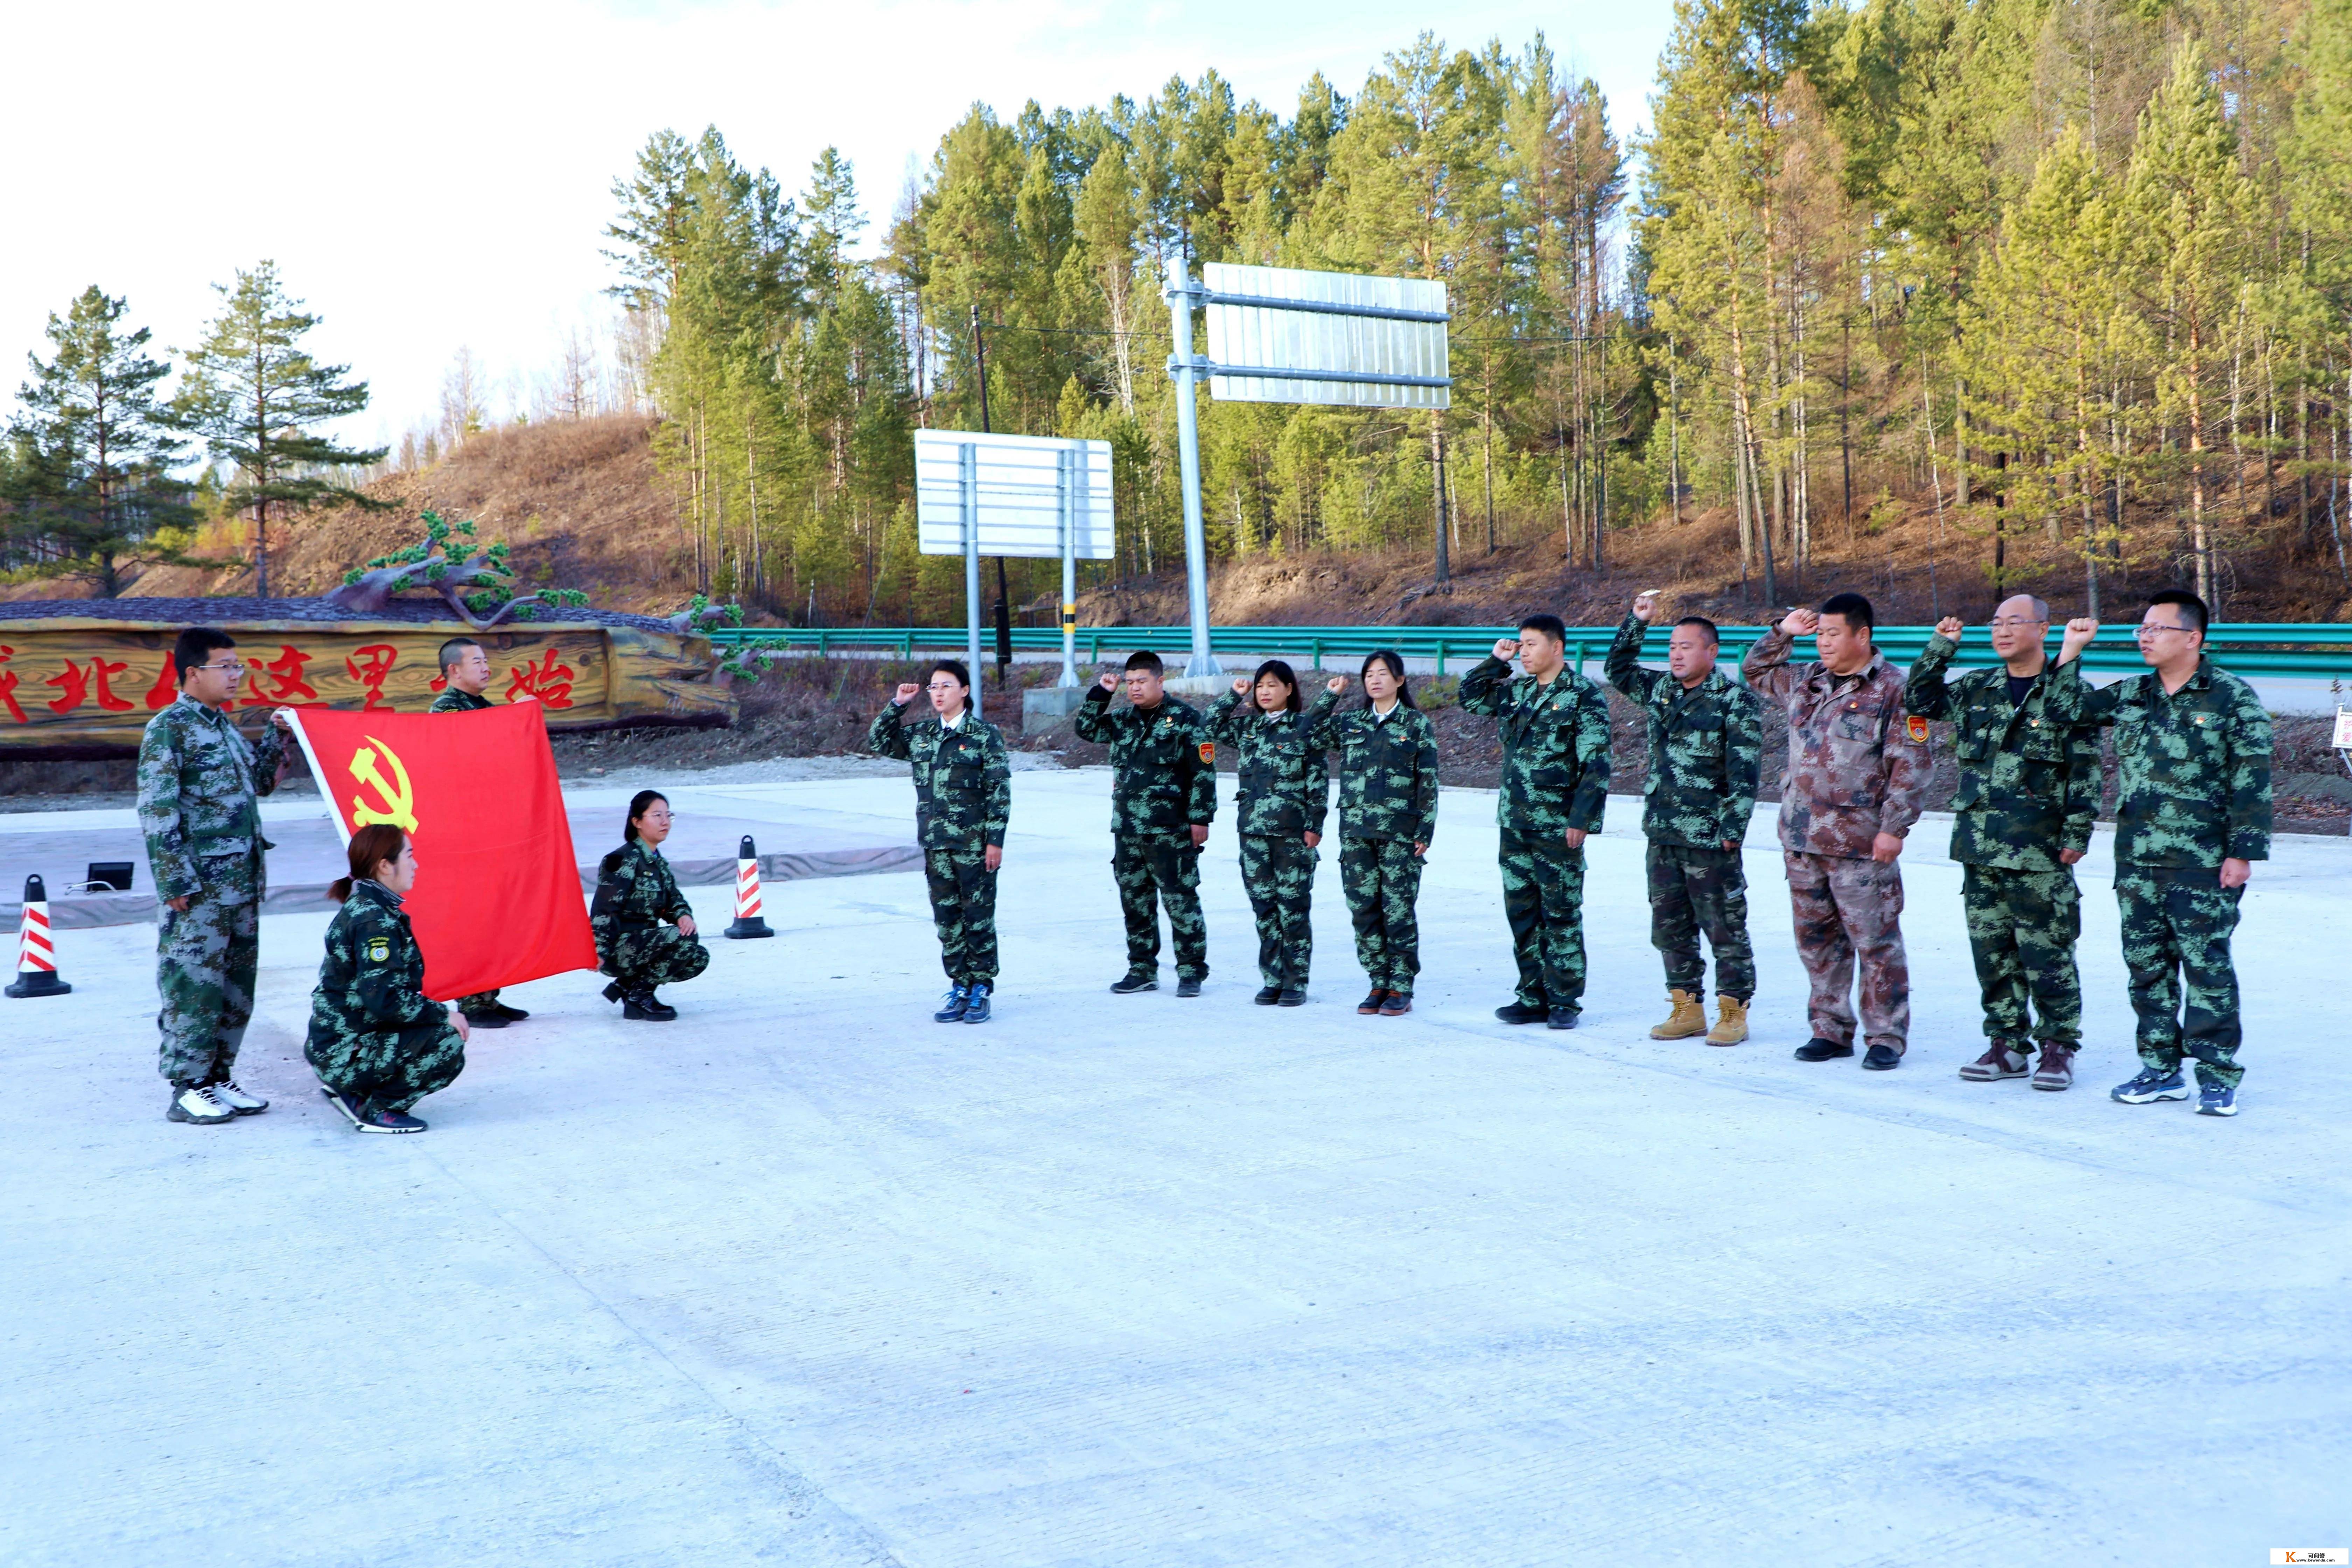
[1457, 657, 1611, 835]
[2045, 656, 2272, 867]
[866, 702, 1013, 850]
[1205, 690, 1332, 838]
[308, 879, 444, 1040]
[1308, 695, 1440, 845]
[591, 839, 692, 954]
[1604, 615, 1763, 849]
[1742, 629, 1931, 859]
[1902, 635, 2100, 870]
[1074, 688, 1219, 835]
[428, 687, 493, 713]
[136, 694, 289, 902]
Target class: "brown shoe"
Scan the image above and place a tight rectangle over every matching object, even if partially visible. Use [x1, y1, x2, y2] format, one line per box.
[1704, 995, 1749, 1046]
[2031, 1043, 2076, 1091]
[1357, 989, 1387, 1015]
[1650, 988, 1708, 1040]
[1378, 993, 1412, 1016]
[1960, 1040, 2032, 1081]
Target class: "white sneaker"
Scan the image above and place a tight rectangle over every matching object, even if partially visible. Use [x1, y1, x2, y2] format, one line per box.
[211, 1079, 268, 1114]
[167, 1084, 236, 1125]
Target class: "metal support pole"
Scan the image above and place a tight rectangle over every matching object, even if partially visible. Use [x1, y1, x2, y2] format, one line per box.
[1058, 447, 1079, 687]
[961, 442, 982, 714]
[1165, 250, 1220, 678]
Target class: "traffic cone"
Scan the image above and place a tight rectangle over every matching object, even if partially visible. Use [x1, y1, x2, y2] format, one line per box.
[7, 874, 72, 998]
[725, 835, 774, 939]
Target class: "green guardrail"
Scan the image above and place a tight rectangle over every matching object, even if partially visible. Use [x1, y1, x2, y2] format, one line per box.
[711, 622, 2352, 681]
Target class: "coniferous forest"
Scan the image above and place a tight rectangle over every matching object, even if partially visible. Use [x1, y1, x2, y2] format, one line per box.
[10, 0, 2352, 625]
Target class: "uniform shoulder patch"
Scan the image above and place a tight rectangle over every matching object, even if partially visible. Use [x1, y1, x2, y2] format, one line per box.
[1198, 741, 1216, 765]
[364, 936, 391, 963]
[1905, 714, 1929, 743]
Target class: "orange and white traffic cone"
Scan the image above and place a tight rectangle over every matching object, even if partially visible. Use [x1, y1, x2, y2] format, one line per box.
[725, 835, 774, 939]
[6, 874, 71, 998]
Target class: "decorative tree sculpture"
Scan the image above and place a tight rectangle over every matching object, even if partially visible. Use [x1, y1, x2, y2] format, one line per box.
[328, 511, 589, 628]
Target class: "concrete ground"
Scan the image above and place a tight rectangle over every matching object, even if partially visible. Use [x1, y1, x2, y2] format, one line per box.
[4, 768, 2346, 1567]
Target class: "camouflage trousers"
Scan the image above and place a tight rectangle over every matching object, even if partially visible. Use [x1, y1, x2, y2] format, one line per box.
[456, 988, 503, 1018]
[1646, 841, 1755, 1001]
[1499, 829, 1587, 1013]
[1339, 837, 1422, 994]
[599, 926, 711, 992]
[1784, 851, 1910, 1053]
[155, 850, 261, 1086]
[1238, 833, 1317, 988]
[1960, 864, 2082, 1046]
[306, 1018, 466, 1115]
[2116, 864, 2245, 1090]
[925, 843, 1000, 985]
[1113, 832, 1208, 981]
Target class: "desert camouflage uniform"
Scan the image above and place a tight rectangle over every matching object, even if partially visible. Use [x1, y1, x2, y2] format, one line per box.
[305, 879, 466, 1113]
[590, 839, 711, 993]
[136, 693, 288, 1086]
[1904, 634, 2102, 1048]
[1743, 628, 1931, 1054]
[428, 685, 508, 1015]
[868, 700, 1013, 986]
[1309, 693, 1440, 996]
[1606, 615, 1763, 1003]
[1459, 655, 1612, 1014]
[1076, 685, 1219, 981]
[2047, 656, 2272, 1090]
[1208, 690, 1332, 989]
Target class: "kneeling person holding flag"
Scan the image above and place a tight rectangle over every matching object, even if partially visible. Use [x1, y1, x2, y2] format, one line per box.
[308, 825, 469, 1133]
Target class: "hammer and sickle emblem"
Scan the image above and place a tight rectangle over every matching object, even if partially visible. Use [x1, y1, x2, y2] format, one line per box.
[348, 736, 419, 832]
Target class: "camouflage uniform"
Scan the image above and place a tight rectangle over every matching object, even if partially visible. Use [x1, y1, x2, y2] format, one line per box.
[1606, 615, 1763, 1003]
[305, 880, 466, 1113]
[428, 686, 508, 1016]
[1459, 656, 1612, 1014]
[2047, 656, 2272, 1090]
[1208, 690, 1332, 989]
[867, 700, 1013, 986]
[136, 693, 288, 1087]
[1743, 629, 1931, 1054]
[590, 839, 711, 993]
[1309, 694, 1441, 996]
[1075, 686, 1218, 981]
[1904, 634, 2101, 1048]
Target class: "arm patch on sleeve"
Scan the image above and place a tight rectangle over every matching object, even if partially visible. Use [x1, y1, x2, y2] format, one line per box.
[1198, 741, 1215, 765]
[1905, 714, 1929, 743]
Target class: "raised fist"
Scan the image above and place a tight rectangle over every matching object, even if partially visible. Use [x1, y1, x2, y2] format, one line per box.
[1491, 637, 1521, 662]
[1934, 617, 1964, 640]
[1231, 677, 1252, 695]
[1631, 591, 1660, 623]
[893, 682, 921, 705]
[1096, 670, 1120, 691]
[1779, 607, 1820, 637]
[1325, 674, 1348, 694]
[2060, 617, 2100, 662]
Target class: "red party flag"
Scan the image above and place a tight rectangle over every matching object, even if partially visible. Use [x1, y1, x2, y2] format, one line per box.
[288, 704, 596, 1000]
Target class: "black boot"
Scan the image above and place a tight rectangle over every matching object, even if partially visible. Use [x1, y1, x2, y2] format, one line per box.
[1254, 986, 1282, 1005]
[1794, 1037, 1854, 1061]
[1109, 969, 1158, 995]
[602, 981, 623, 1003]
[623, 990, 678, 1022]
[1862, 1043, 1902, 1071]
[1494, 1000, 1548, 1025]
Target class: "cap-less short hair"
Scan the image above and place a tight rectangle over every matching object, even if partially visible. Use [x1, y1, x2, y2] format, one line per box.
[1819, 592, 1875, 632]
[438, 637, 482, 674]
[1517, 613, 1567, 643]
[173, 627, 236, 681]
[2146, 588, 2208, 637]
[1673, 615, 1720, 646]
[1123, 650, 1163, 676]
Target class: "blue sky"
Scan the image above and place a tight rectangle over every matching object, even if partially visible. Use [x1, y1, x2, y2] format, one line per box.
[1, 0, 1678, 450]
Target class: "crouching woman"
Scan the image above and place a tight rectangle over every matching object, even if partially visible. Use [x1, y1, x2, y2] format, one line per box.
[307, 824, 468, 1133]
[593, 790, 710, 1020]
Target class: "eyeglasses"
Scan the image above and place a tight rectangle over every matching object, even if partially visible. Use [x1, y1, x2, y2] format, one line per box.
[2135, 623, 2194, 638]
[1987, 618, 2047, 630]
[925, 680, 964, 691]
[194, 661, 245, 674]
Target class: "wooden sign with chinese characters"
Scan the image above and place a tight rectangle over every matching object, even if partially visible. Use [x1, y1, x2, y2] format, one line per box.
[0, 615, 735, 759]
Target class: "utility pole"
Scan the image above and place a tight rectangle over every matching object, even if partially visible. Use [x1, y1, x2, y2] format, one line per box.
[973, 304, 1013, 689]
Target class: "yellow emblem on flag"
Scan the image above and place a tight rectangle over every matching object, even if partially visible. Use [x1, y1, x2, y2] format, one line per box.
[348, 735, 420, 832]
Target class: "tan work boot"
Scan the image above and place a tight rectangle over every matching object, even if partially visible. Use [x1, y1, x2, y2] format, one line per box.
[1651, 988, 1707, 1040]
[1705, 995, 1750, 1046]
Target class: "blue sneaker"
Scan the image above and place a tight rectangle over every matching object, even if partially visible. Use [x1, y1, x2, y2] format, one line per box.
[2111, 1068, 2190, 1104]
[933, 985, 970, 1023]
[2196, 1083, 2238, 1116]
[963, 983, 992, 1024]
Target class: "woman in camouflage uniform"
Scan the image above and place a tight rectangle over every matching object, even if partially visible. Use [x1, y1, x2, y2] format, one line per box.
[1311, 651, 1440, 1016]
[1207, 660, 1331, 1006]
[592, 791, 710, 1021]
[306, 825, 468, 1134]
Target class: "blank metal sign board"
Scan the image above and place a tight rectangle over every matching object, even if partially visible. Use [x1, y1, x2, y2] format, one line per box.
[913, 431, 1115, 559]
[1201, 262, 1450, 411]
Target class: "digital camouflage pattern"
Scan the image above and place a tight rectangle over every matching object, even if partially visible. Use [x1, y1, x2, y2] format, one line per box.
[591, 839, 711, 991]
[1741, 628, 1931, 859]
[1340, 836, 1424, 994]
[1207, 689, 1331, 839]
[1457, 657, 1612, 835]
[1961, 865, 2081, 1045]
[1604, 615, 1763, 849]
[304, 880, 465, 1114]
[1113, 833, 1209, 981]
[1902, 634, 2100, 871]
[1646, 843, 1755, 1002]
[137, 694, 288, 1085]
[2115, 866, 2246, 1090]
[431, 684, 505, 1014]
[2046, 657, 2272, 868]
[868, 701, 1013, 985]
[1785, 851, 1909, 1051]
[1074, 687, 1219, 834]
[1308, 698, 1440, 845]
[1238, 833, 1317, 987]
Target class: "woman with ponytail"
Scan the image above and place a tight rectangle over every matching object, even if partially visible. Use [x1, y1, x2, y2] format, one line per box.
[590, 790, 710, 1020]
[306, 825, 468, 1133]
[1309, 650, 1440, 1016]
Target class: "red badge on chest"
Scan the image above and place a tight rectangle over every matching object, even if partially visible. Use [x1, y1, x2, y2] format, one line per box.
[1905, 715, 1929, 743]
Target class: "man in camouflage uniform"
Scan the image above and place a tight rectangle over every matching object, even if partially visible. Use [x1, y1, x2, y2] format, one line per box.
[1606, 593, 1763, 1045]
[2052, 591, 2272, 1116]
[1076, 650, 1218, 995]
[1460, 613, 1612, 1028]
[136, 627, 292, 1125]
[429, 636, 535, 1029]
[1904, 596, 2102, 1091]
[1744, 593, 1931, 1070]
[868, 659, 1013, 1022]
